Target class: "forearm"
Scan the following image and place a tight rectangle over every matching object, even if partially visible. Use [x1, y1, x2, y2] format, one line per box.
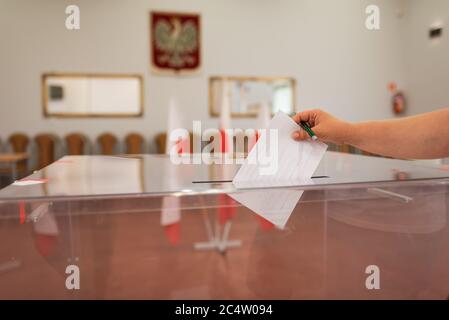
[345, 108, 449, 159]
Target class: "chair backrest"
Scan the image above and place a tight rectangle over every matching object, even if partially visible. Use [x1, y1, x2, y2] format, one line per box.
[34, 134, 56, 169]
[155, 133, 167, 154]
[125, 133, 144, 154]
[65, 133, 87, 155]
[9, 133, 29, 153]
[7, 133, 30, 173]
[97, 133, 118, 155]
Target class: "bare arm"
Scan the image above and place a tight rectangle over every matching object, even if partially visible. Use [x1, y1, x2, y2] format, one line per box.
[292, 108, 449, 159]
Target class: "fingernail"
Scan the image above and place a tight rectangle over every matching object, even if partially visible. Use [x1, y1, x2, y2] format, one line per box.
[292, 132, 300, 139]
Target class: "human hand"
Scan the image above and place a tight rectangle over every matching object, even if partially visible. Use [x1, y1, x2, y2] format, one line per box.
[291, 109, 352, 145]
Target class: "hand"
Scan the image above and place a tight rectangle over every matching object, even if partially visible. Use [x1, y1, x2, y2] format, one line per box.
[291, 109, 352, 145]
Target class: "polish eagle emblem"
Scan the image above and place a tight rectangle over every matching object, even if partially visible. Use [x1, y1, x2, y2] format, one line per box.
[154, 17, 199, 69]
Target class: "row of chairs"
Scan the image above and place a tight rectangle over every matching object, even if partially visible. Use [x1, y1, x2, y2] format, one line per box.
[0, 132, 176, 174]
[1, 131, 377, 177]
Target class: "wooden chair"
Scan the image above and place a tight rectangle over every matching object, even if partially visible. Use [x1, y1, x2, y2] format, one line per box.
[155, 133, 167, 154]
[328, 143, 380, 157]
[361, 150, 381, 157]
[362, 150, 373, 156]
[8, 133, 30, 173]
[338, 144, 351, 154]
[125, 133, 144, 154]
[65, 133, 88, 155]
[97, 133, 118, 155]
[9, 133, 29, 153]
[0, 137, 4, 179]
[34, 134, 57, 169]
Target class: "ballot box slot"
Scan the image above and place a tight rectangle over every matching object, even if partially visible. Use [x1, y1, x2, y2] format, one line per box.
[192, 180, 233, 184]
[192, 175, 330, 184]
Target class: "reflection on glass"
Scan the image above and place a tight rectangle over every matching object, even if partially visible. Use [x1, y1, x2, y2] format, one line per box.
[326, 188, 446, 234]
[161, 158, 182, 246]
[32, 203, 59, 258]
[229, 189, 303, 229]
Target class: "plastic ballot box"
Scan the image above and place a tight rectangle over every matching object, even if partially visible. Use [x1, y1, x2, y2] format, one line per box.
[0, 152, 448, 299]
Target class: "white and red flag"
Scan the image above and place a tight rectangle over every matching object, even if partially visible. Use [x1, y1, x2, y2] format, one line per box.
[250, 101, 271, 151]
[218, 81, 237, 224]
[161, 97, 188, 245]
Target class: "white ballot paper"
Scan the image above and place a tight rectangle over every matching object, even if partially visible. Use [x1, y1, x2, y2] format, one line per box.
[232, 111, 327, 188]
[229, 112, 327, 229]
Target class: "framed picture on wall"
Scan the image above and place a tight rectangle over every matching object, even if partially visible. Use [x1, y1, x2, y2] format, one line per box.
[150, 11, 201, 75]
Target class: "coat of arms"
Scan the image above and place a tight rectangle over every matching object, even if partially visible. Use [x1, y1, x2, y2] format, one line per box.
[150, 12, 201, 74]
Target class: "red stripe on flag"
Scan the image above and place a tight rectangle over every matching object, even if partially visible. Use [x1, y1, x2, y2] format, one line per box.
[219, 129, 228, 153]
[255, 215, 275, 231]
[175, 136, 191, 154]
[218, 195, 237, 225]
[218, 129, 235, 224]
[35, 235, 58, 257]
[19, 202, 26, 224]
[248, 130, 260, 152]
[164, 223, 180, 246]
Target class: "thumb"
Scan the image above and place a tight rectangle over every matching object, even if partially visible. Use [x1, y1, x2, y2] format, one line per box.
[291, 128, 313, 141]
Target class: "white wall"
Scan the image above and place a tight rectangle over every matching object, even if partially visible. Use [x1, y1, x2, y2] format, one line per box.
[0, 0, 416, 153]
[401, 0, 449, 116]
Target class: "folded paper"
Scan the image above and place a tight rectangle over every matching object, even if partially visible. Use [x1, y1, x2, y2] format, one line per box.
[233, 112, 327, 188]
[230, 112, 327, 228]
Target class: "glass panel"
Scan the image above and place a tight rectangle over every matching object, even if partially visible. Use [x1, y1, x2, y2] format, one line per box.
[1, 153, 449, 298]
[0, 182, 448, 299]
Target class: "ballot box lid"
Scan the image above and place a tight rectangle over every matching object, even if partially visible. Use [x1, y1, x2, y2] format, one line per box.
[0, 152, 448, 202]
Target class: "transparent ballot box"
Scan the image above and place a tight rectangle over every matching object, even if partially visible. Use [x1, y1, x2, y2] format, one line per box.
[0, 152, 448, 299]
